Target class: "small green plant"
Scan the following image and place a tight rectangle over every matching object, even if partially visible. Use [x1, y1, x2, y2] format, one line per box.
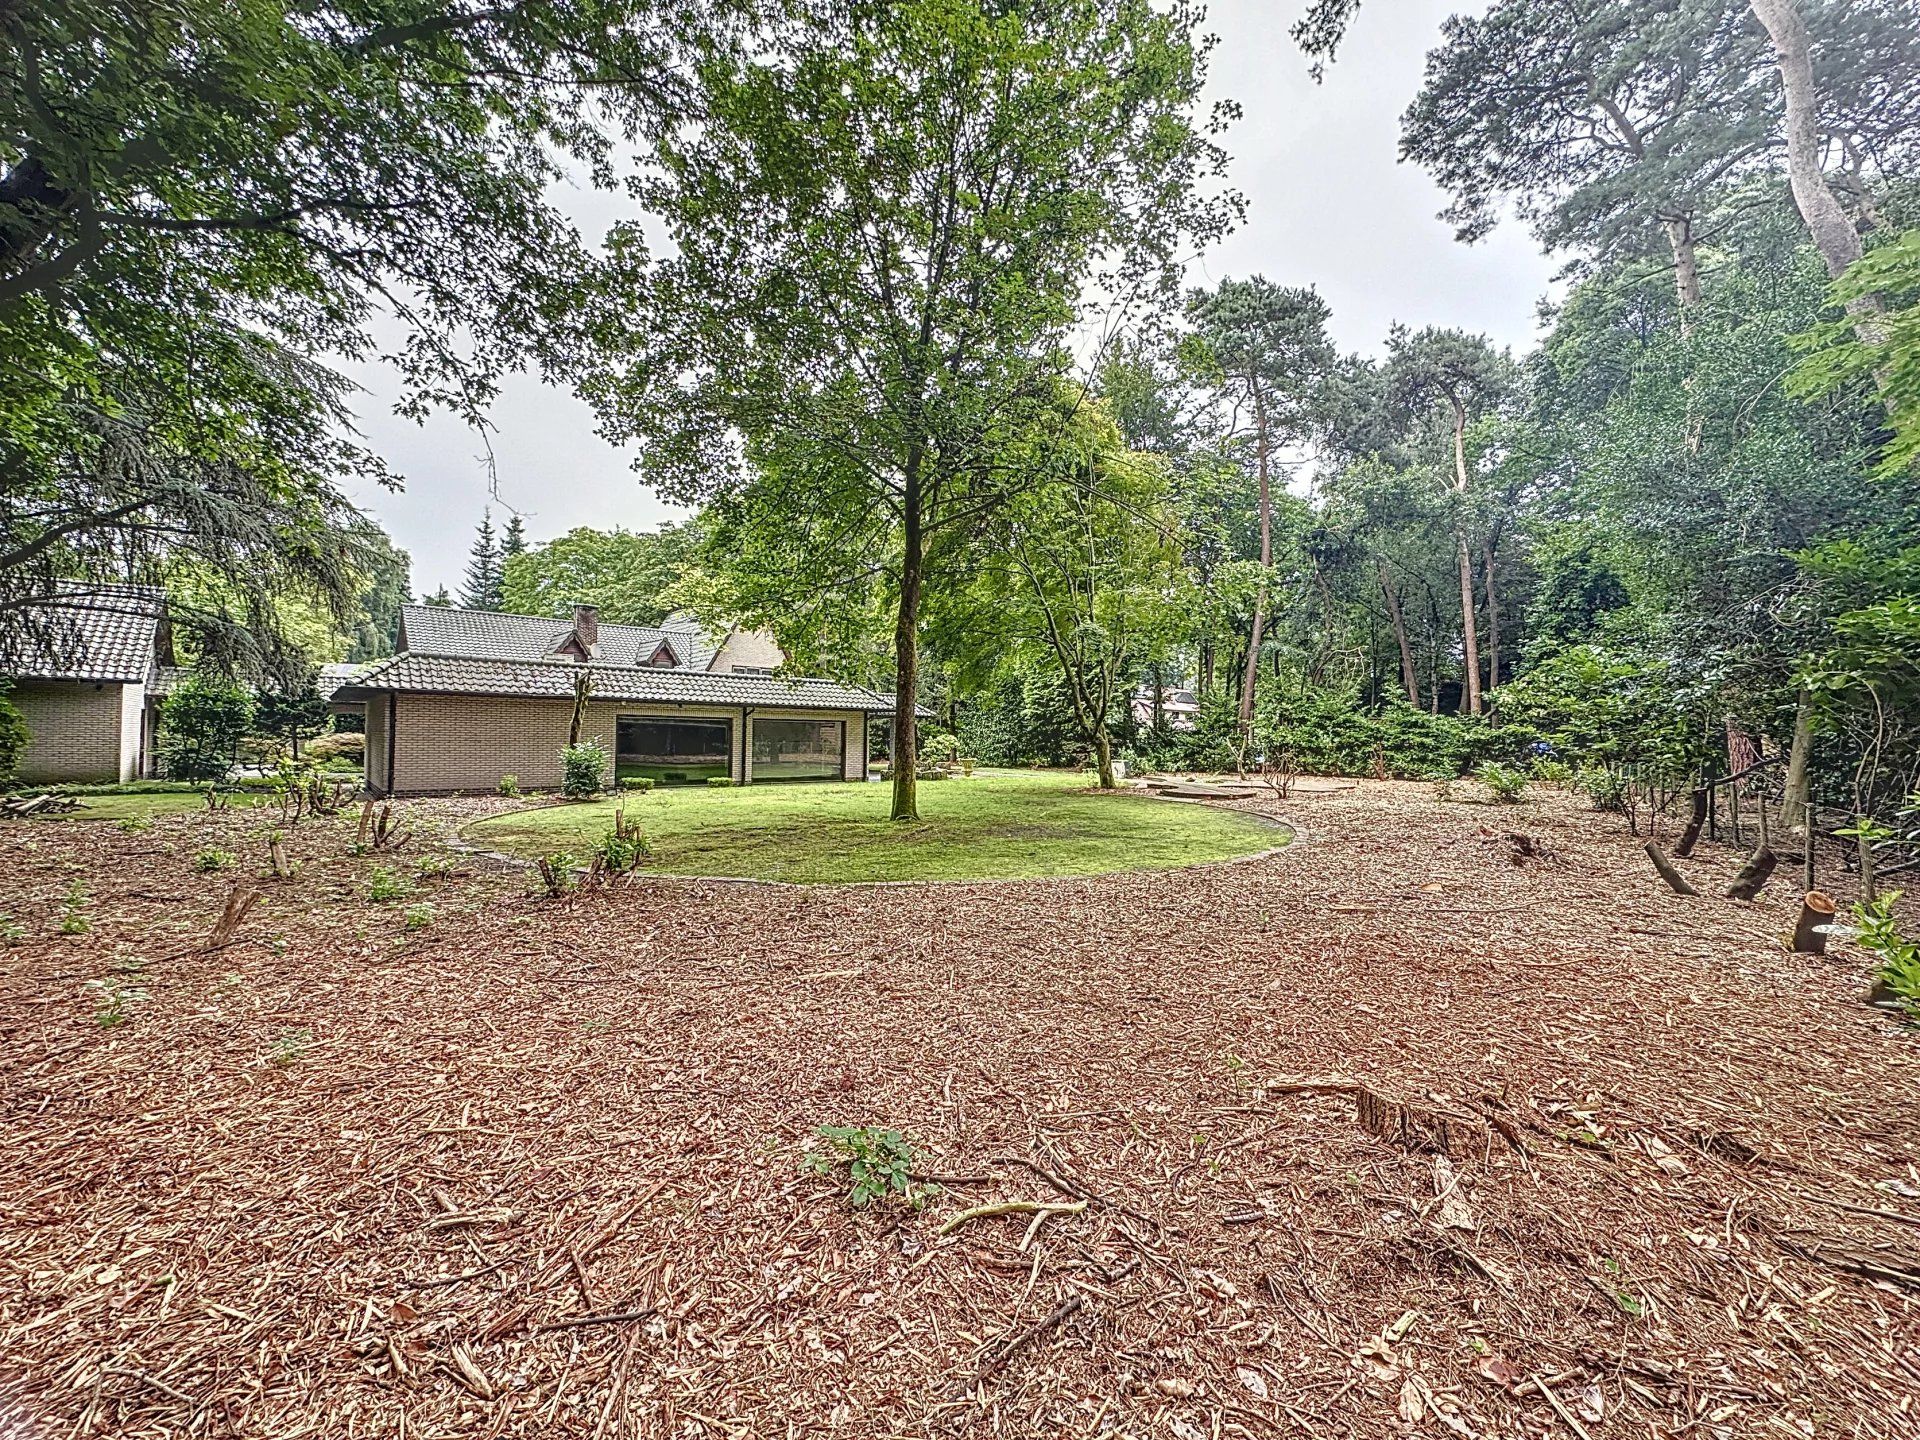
[592, 827, 648, 877]
[497, 773, 520, 797]
[1577, 765, 1627, 813]
[0, 913, 24, 946]
[561, 741, 607, 798]
[85, 977, 146, 1028]
[59, 882, 90, 935]
[1529, 757, 1574, 785]
[267, 1027, 312, 1066]
[618, 775, 656, 791]
[415, 854, 457, 880]
[706, 775, 736, 787]
[401, 902, 435, 932]
[802, 1125, 923, 1208]
[366, 866, 408, 903]
[1475, 763, 1529, 804]
[117, 815, 153, 834]
[534, 851, 578, 898]
[1855, 892, 1920, 1013]
[193, 847, 236, 873]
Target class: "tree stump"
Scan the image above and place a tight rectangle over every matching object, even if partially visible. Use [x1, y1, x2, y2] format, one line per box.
[1726, 846, 1778, 901]
[1645, 842, 1697, 895]
[1674, 787, 1709, 857]
[1791, 891, 1836, 954]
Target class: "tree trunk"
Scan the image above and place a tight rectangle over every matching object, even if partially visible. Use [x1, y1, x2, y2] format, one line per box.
[1748, 0, 1875, 303]
[1093, 728, 1115, 789]
[1726, 845, 1779, 900]
[1791, 891, 1835, 954]
[1239, 385, 1273, 734]
[1662, 217, 1703, 327]
[890, 460, 924, 822]
[1674, 786, 1709, 858]
[1481, 537, 1500, 694]
[1447, 398, 1482, 717]
[567, 667, 592, 747]
[1645, 842, 1697, 896]
[1150, 660, 1165, 731]
[1379, 561, 1419, 707]
[1778, 689, 1813, 834]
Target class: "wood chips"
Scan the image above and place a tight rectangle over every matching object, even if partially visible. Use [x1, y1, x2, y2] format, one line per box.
[1, 781, 1916, 1438]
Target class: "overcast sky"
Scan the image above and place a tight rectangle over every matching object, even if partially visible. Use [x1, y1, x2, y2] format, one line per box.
[341, 0, 1560, 598]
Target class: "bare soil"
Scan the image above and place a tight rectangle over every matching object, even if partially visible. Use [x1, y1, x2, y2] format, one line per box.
[1, 781, 1916, 1439]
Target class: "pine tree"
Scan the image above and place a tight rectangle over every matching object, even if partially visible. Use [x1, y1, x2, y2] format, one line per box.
[422, 586, 453, 607]
[459, 510, 504, 609]
[501, 513, 529, 557]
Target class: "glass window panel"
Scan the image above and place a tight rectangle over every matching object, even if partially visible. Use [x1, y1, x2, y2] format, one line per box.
[616, 716, 731, 784]
[752, 717, 842, 780]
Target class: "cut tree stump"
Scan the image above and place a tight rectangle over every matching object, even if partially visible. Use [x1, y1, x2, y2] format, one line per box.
[1674, 788, 1709, 857]
[1726, 846, 1778, 901]
[1355, 1086, 1479, 1159]
[1644, 842, 1697, 896]
[1791, 890, 1836, 954]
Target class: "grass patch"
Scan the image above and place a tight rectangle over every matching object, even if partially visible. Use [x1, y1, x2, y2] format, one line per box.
[467, 771, 1283, 884]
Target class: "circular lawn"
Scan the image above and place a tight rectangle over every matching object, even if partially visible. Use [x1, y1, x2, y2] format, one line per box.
[464, 770, 1284, 884]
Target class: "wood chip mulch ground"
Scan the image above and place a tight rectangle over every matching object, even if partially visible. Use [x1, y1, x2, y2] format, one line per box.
[1, 780, 1916, 1439]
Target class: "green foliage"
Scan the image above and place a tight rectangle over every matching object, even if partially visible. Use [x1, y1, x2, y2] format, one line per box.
[561, 742, 608, 799]
[705, 776, 735, 788]
[1474, 762, 1529, 803]
[1792, 229, 1920, 478]
[497, 774, 521, 798]
[158, 675, 255, 782]
[803, 1125, 922, 1208]
[534, 852, 578, 898]
[501, 524, 705, 625]
[1578, 766, 1629, 813]
[85, 977, 145, 1028]
[460, 511, 506, 611]
[268, 1029, 312, 1067]
[402, 903, 435, 933]
[0, 913, 24, 945]
[0, 684, 29, 785]
[366, 867, 408, 904]
[1854, 893, 1920, 1014]
[617, 775, 656, 792]
[59, 882, 90, 936]
[192, 848, 235, 873]
[1489, 646, 1705, 777]
[253, 673, 332, 756]
[593, 828, 650, 876]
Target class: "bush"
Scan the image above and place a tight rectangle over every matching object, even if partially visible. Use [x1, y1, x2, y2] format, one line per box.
[560, 741, 606, 798]
[192, 847, 235, 872]
[305, 731, 364, 763]
[0, 683, 29, 785]
[1856, 893, 1919, 1014]
[1577, 765, 1628, 813]
[367, 866, 408, 903]
[1489, 645, 1705, 775]
[402, 902, 435, 932]
[497, 773, 520, 797]
[706, 775, 735, 787]
[618, 775, 656, 791]
[1474, 762, 1529, 803]
[593, 826, 650, 875]
[158, 674, 254, 781]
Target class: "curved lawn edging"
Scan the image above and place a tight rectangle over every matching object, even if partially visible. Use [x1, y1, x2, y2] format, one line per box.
[457, 773, 1295, 887]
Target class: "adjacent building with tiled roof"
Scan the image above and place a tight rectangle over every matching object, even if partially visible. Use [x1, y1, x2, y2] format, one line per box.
[1, 583, 168, 782]
[335, 602, 906, 795]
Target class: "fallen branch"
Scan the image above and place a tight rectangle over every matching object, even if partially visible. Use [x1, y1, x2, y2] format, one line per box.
[972, 1293, 1086, 1383]
[938, 1198, 1087, 1237]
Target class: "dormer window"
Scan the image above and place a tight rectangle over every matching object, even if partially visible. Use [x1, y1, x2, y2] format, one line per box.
[645, 639, 679, 668]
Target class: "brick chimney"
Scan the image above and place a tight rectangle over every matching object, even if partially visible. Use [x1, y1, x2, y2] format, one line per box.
[572, 602, 600, 654]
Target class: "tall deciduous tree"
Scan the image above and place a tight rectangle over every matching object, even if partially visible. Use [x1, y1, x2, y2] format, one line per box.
[1183, 278, 1334, 730]
[580, 0, 1235, 820]
[1384, 327, 1512, 716]
[500, 523, 703, 625]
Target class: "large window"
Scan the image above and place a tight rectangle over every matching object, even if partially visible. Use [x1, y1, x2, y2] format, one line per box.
[616, 715, 731, 784]
[752, 717, 843, 781]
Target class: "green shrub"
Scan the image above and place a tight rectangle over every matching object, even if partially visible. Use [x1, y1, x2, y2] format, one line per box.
[366, 866, 408, 903]
[534, 851, 577, 897]
[497, 773, 521, 797]
[593, 827, 649, 875]
[1856, 893, 1920, 1014]
[1475, 763, 1529, 804]
[560, 741, 606, 798]
[305, 731, 364, 763]
[402, 902, 435, 932]
[0, 683, 29, 785]
[192, 847, 236, 872]
[59, 882, 90, 935]
[618, 775, 656, 791]
[1577, 765, 1628, 813]
[802, 1124, 922, 1208]
[706, 775, 735, 787]
[158, 674, 255, 781]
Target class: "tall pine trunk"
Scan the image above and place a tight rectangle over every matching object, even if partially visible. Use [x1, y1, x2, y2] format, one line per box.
[1379, 560, 1419, 707]
[1481, 537, 1501, 694]
[890, 458, 924, 822]
[1448, 396, 1482, 716]
[1239, 385, 1272, 733]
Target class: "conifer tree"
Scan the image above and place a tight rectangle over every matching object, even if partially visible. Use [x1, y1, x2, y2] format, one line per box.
[459, 511, 504, 610]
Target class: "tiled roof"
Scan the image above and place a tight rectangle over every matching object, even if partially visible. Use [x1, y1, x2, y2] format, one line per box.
[397, 604, 720, 670]
[337, 653, 908, 713]
[0, 582, 162, 683]
[317, 663, 371, 700]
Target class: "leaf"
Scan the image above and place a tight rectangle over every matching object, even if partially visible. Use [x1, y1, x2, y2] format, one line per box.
[1236, 1366, 1268, 1399]
[1475, 1353, 1521, 1388]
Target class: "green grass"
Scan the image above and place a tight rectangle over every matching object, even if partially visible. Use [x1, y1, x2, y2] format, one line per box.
[466, 770, 1284, 884]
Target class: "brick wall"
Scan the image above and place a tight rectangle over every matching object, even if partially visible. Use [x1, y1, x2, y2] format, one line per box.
[13, 680, 137, 783]
[377, 692, 873, 793]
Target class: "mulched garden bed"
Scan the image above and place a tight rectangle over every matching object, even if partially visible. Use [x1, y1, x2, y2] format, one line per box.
[0, 781, 1915, 1438]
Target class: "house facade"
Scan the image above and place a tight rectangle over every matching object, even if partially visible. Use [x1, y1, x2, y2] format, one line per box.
[339, 603, 902, 795]
[2, 583, 167, 784]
